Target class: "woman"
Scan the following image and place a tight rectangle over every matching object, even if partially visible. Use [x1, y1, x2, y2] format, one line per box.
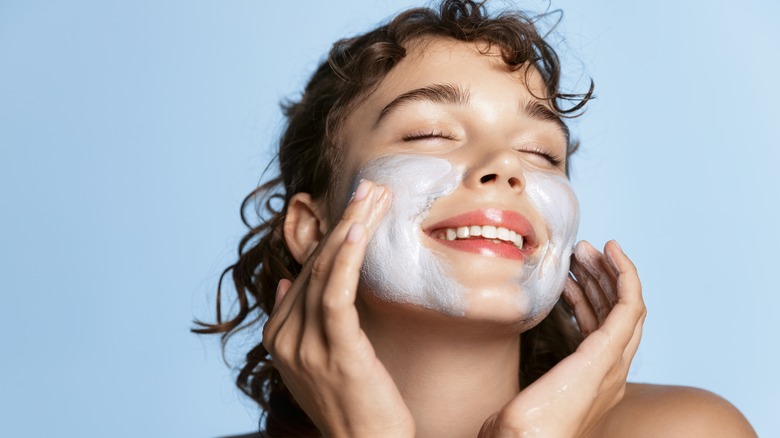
[196, 1, 756, 436]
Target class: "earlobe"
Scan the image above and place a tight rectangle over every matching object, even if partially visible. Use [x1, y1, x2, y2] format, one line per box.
[284, 192, 326, 264]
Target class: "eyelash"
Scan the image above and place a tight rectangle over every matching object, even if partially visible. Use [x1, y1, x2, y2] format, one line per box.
[518, 147, 564, 167]
[402, 130, 564, 167]
[401, 130, 456, 142]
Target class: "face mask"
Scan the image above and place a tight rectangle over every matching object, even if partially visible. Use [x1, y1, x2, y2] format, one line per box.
[353, 154, 579, 321]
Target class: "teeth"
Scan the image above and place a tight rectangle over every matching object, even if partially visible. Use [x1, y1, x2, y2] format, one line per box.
[446, 228, 457, 241]
[434, 225, 525, 249]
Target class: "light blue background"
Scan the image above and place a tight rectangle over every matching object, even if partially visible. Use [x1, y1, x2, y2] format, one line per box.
[1, 0, 778, 436]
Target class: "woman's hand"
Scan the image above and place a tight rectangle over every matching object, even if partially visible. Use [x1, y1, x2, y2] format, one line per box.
[479, 240, 646, 438]
[262, 181, 415, 438]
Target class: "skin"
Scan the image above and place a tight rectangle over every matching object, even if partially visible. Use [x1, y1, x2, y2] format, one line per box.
[353, 153, 578, 321]
[262, 38, 756, 438]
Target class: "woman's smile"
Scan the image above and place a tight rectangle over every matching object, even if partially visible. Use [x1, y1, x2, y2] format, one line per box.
[424, 208, 539, 261]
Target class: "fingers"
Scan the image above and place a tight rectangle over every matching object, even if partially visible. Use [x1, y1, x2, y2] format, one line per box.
[563, 275, 599, 337]
[319, 222, 375, 350]
[565, 240, 645, 366]
[303, 182, 389, 343]
[577, 241, 619, 307]
[263, 276, 299, 348]
[605, 240, 643, 308]
[623, 308, 645, 364]
[606, 240, 646, 366]
[569, 257, 608, 324]
[568, 242, 612, 324]
[587, 240, 645, 359]
[262, 179, 391, 358]
[320, 187, 392, 351]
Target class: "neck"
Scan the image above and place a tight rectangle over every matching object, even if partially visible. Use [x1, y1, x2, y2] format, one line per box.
[358, 298, 522, 438]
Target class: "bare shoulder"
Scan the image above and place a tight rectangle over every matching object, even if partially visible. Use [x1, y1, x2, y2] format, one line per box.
[590, 383, 756, 437]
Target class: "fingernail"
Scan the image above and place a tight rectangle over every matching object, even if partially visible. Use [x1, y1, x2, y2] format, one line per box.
[346, 222, 365, 243]
[351, 179, 371, 202]
[612, 240, 623, 252]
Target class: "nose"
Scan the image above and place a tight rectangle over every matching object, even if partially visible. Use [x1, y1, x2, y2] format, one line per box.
[464, 148, 525, 194]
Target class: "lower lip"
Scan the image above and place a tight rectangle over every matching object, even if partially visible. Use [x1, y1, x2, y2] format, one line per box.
[429, 236, 526, 260]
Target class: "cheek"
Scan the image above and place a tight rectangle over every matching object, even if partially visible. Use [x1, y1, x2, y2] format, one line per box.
[521, 172, 579, 309]
[526, 172, 580, 249]
[345, 154, 580, 322]
[352, 154, 468, 315]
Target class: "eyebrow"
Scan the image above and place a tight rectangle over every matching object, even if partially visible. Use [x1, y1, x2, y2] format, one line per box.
[521, 100, 570, 144]
[373, 82, 570, 143]
[374, 83, 470, 128]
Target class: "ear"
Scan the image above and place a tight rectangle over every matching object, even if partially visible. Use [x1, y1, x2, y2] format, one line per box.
[284, 192, 328, 264]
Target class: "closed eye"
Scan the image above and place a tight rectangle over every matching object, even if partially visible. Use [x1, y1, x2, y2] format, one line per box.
[402, 130, 457, 142]
[517, 147, 564, 167]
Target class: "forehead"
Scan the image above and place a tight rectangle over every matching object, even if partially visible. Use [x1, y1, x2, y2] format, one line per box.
[341, 37, 552, 136]
[391, 37, 546, 93]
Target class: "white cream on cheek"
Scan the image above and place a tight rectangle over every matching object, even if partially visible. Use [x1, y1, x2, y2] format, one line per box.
[507, 171, 579, 322]
[352, 154, 579, 320]
[355, 155, 468, 315]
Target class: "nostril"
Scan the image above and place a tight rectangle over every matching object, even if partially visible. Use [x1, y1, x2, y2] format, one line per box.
[480, 174, 497, 184]
[508, 176, 521, 188]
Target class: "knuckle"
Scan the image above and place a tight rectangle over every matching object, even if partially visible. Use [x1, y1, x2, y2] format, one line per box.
[332, 246, 356, 267]
[261, 337, 272, 354]
[631, 302, 647, 321]
[321, 293, 346, 314]
[297, 347, 320, 370]
[612, 385, 627, 407]
[261, 321, 272, 342]
[494, 410, 525, 433]
[329, 259, 351, 280]
[272, 333, 295, 360]
[343, 202, 362, 219]
[332, 356, 360, 378]
[262, 324, 280, 354]
[310, 257, 331, 279]
[271, 339, 286, 359]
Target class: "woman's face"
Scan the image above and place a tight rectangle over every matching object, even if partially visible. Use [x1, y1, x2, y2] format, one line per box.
[331, 38, 578, 327]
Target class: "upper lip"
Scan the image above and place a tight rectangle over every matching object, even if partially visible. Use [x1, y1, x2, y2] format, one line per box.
[423, 208, 539, 249]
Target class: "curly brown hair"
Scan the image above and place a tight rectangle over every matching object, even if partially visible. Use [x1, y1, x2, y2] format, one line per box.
[194, 0, 594, 436]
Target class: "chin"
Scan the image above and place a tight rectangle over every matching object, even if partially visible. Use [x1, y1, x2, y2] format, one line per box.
[461, 284, 561, 330]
